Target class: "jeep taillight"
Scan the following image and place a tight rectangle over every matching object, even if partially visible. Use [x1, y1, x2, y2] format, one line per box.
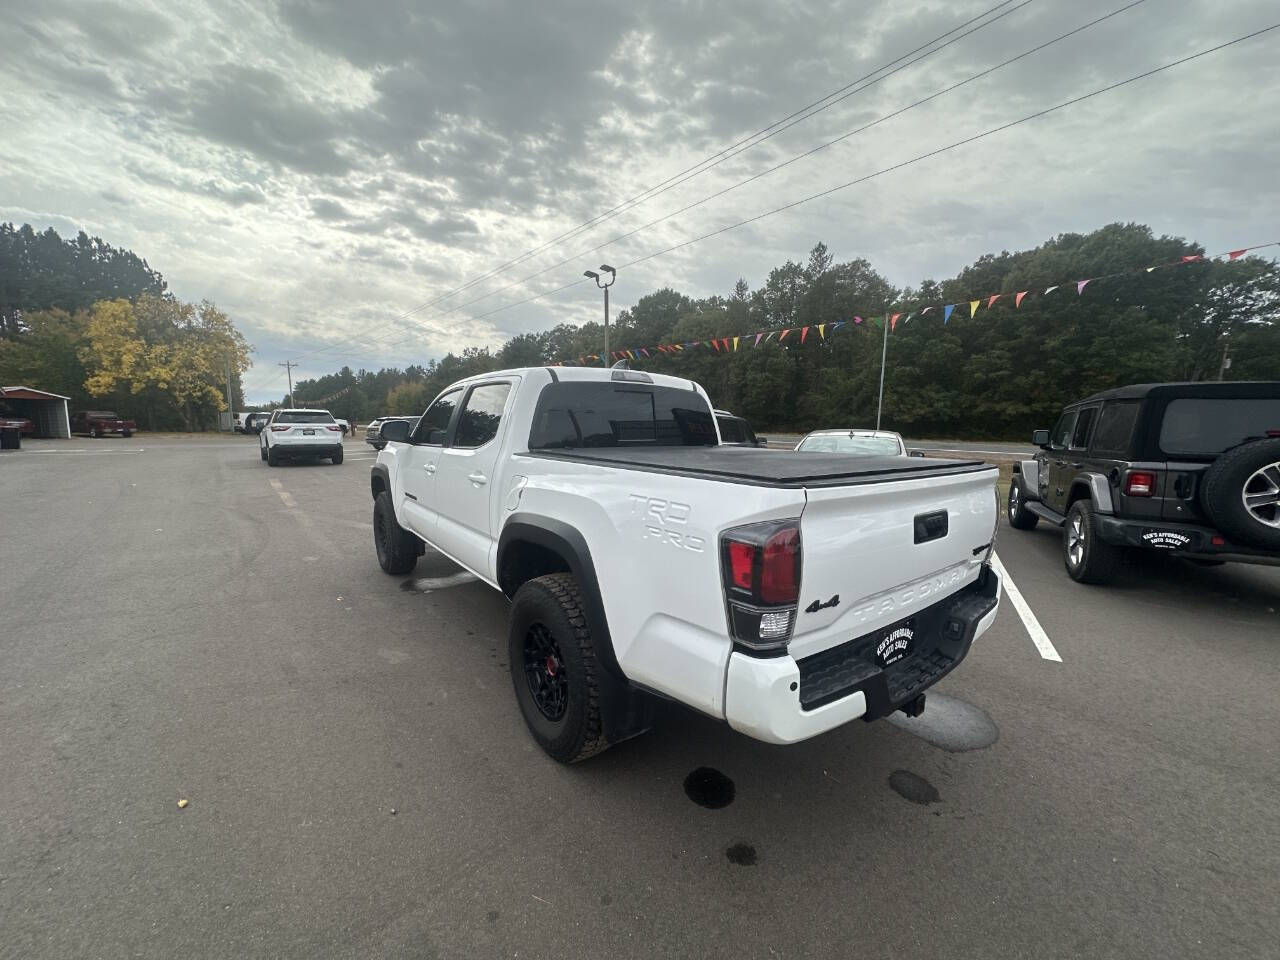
[1125, 471, 1156, 497]
[720, 520, 801, 654]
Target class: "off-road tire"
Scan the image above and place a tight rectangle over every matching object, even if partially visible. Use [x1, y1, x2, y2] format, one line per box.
[373, 490, 418, 575]
[1200, 438, 1280, 551]
[1064, 499, 1121, 585]
[508, 574, 609, 764]
[267, 445, 280, 467]
[1007, 478, 1039, 530]
[331, 445, 343, 465]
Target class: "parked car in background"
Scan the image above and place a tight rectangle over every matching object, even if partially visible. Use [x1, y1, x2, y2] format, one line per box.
[0, 403, 35, 435]
[243, 412, 271, 434]
[72, 410, 135, 438]
[233, 412, 247, 433]
[1009, 381, 1280, 583]
[794, 429, 907, 456]
[713, 409, 766, 447]
[365, 416, 419, 451]
[334, 418, 351, 435]
[259, 408, 344, 465]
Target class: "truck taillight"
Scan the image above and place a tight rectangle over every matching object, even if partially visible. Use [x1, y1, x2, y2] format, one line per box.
[325, 425, 341, 432]
[1125, 471, 1156, 497]
[270, 425, 289, 432]
[720, 519, 802, 654]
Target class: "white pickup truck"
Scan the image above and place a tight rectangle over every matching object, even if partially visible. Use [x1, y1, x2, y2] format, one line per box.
[370, 366, 1002, 762]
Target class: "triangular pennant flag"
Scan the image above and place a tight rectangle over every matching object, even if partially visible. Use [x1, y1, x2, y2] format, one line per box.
[1045, 285, 1059, 295]
[674, 343, 684, 351]
[711, 340, 720, 351]
[627, 350, 636, 361]
[1228, 249, 1247, 260]
[921, 306, 934, 316]
[1077, 279, 1092, 295]
[689, 341, 700, 348]
[1145, 267, 1156, 273]
[641, 347, 650, 357]
[817, 323, 826, 339]
[764, 331, 777, 342]
[800, 326, 810, 343]
[969, 300, 980, 318]
[1181, 255, 1203, 263]
[889, 313, 900, 332]
[723, 338, 731, 352]
[732, 336, 739, 352]
[988, 294, 1001, 309]
[869, 314, 882, 328]
[904, 312, 915, 323]
[1015, 291, 1027, 308]
[831, 321, 844, 331]
[780, 328, 791, 342]
[754, 332, 763, 346]
[854, 315, 864, 325]
[944, 304, 955, 323]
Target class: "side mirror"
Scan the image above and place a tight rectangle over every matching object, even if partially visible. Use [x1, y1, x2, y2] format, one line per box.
[379, 419, 412, 444]
[908, 449, 926, 458]
[1031, 429, 1050, 448]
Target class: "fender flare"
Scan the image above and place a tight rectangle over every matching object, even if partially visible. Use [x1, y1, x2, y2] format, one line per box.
[370, 462, 390, 500]
[1013, 459, 1041, 500]
[497, 514, 625, 681]
[1070, 472, 1115, 514]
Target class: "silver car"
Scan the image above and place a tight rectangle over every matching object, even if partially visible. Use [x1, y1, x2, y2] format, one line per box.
[793, 428, 908, 456]
[365, 415, 419, 451]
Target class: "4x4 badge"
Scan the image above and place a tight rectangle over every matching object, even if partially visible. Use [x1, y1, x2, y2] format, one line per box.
[804, 594, 840, 614]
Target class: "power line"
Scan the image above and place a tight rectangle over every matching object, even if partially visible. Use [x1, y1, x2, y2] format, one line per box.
[288, 0, 1032, 364]
[424, 22, 1280, 333]
[357, 0, 1141, 349]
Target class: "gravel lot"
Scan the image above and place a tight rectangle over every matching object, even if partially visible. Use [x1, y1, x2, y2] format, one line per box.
[2, 436, 1277, 959]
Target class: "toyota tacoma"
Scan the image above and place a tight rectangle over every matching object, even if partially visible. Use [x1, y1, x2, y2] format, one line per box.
[370, 366, 1002, 762]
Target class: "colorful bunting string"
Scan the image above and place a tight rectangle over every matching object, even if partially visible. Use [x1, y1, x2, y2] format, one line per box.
[566, 241, 1277, 366]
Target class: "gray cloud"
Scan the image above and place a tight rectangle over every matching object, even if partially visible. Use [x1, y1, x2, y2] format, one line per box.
[0, 0, 1276, 401]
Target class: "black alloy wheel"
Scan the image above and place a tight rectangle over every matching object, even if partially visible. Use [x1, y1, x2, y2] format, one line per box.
[522, 622, 568, 721]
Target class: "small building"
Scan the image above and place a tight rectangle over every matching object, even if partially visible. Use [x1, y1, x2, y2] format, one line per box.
[0, 386, 72, 438]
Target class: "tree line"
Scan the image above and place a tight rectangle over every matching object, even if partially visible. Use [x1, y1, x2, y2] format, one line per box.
[0, 224, 251, 430]
[290, 223, 1279, 439]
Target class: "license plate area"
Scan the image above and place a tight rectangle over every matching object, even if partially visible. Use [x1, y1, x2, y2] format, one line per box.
[873, 617, 916, 668]
[303, 428, 315, 435]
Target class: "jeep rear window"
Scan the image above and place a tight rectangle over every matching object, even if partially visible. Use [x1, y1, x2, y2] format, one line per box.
[276, 411, 335, 424]
[529, 382, 717, 449]
[1159, 398, 1280, 456]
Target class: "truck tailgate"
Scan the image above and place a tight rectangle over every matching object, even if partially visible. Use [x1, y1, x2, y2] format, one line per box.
[788, 466, 999, 661]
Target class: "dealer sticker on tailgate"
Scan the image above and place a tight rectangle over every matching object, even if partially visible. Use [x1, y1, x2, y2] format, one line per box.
[1141, 529, 1192, 549]
[874, 619, 915, 668]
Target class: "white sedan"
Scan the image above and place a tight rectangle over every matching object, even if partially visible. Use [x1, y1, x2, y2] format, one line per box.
[793, 429, 909, 456]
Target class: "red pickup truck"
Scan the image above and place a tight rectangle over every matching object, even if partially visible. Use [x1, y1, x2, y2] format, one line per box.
[72, 410, 136, 438]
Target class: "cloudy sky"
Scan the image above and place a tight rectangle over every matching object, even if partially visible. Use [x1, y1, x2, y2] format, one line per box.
[2, 0, 1277, 401]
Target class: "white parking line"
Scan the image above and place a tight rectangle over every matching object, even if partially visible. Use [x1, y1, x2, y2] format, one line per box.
[991, 554, 1062, 662]
[268, 478, 297, 508]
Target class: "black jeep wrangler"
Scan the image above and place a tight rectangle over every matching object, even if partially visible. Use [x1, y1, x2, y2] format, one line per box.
[1008, 381, 1280, 583]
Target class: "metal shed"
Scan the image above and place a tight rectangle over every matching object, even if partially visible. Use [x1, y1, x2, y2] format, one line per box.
[0, 386, 72, 438]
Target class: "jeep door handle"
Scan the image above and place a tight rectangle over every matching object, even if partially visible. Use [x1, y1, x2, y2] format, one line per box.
[468, 471, 488, 486]
[423, 463, 436, 474]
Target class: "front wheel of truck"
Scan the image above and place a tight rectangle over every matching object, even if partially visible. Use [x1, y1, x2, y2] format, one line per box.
[509, 573, 609, 764]
[373, 490, 418, 575]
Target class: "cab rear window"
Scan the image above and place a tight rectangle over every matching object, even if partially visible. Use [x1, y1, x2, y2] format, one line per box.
[1159, 398, 1280, 456]
[529, 382, 717, 449]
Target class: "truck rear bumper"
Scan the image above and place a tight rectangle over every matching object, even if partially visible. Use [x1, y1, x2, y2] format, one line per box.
[724, 565, 1001, 744]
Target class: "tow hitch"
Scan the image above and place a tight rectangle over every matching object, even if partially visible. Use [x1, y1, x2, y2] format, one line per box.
[899, 694, 927, 718]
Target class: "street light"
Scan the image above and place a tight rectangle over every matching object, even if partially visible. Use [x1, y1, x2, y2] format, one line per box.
[584, 264, 616, 360]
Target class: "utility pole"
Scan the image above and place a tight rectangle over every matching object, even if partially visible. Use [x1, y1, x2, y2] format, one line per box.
[278, 360, 298, 406]
[875, 314, 890, 430]
[583, 265, 616, 361]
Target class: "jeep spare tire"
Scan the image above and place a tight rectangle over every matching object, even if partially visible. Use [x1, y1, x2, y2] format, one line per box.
[1200, 438, 1280, 550]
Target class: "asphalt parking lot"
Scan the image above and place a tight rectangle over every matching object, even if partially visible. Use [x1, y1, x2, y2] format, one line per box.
[2, 437, 1278, 959]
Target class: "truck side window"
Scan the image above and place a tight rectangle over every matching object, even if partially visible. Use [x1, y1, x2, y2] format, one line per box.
[1050, 411, 1077, 449]
[453, 383, 511, 449]
[1090, 402, 1139, 456]
[1070, 407, 1097, 450]
[414, 389, 462, 445]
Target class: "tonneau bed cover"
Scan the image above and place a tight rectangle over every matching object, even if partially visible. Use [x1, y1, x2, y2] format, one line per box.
[525, 447, 990, 488]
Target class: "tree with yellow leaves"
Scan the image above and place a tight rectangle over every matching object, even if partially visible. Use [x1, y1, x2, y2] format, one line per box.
[80, 296, 251, 430]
